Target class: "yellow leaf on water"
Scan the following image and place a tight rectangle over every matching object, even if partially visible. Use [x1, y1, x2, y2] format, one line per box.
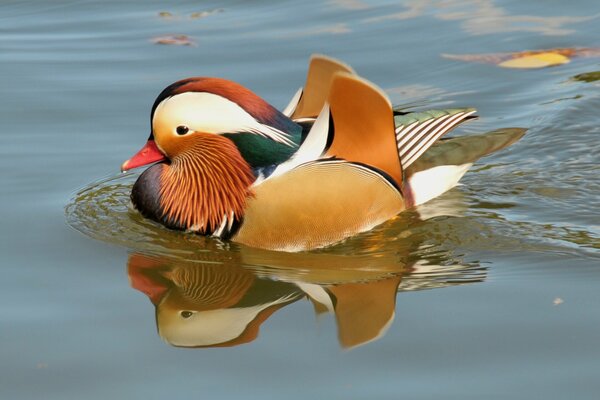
[442, 47, 600, 69]
[498, 53, 570, 69]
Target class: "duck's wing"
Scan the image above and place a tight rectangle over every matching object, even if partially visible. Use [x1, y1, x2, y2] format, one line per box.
[235, 74, 492, 251]
[234, 73, 406, 251]
[272, 72, 404, 188]
[325, 72, 405, 186]
[281, 77, 480, 189]
[283, 54, 356, 120]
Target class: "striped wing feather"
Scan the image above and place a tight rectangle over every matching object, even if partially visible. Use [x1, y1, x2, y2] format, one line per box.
[395, 108, 478, 169]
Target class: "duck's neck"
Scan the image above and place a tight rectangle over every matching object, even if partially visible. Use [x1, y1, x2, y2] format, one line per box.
[133, 135, 255, 236]
[223, 130, 300, 168]
[223, 114, 304, 168]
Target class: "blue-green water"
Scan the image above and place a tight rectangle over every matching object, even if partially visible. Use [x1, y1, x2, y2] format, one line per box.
[2, 1, 600, 399]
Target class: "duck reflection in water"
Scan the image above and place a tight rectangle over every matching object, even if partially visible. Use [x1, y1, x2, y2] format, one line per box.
[128, 223, 486, 349]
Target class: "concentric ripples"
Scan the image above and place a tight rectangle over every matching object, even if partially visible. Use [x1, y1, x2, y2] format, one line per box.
[66, 153, 598, 290]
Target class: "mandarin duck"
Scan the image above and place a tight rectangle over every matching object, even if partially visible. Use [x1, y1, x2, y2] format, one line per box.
[122, 55, 525, 252]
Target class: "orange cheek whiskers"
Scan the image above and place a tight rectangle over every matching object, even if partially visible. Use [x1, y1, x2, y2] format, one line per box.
[157, 134, 255, 233]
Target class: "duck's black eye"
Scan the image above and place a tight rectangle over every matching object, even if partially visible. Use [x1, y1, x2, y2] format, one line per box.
[180, 311, 193, 319]
[176, 125, 189, 135]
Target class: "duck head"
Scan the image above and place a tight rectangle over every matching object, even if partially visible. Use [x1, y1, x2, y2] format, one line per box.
[122, 77, 303, 235]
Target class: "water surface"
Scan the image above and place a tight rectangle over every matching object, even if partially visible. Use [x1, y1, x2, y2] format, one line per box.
[2, 0, 600, 399]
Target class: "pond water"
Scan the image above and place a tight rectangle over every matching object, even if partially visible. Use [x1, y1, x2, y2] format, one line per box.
[2, 0, 600, 399]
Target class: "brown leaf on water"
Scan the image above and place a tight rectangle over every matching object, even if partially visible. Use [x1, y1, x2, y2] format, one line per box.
[190, 9, 224, 19]
[442, 47, 600, 69]
[158, 11, 174, 19]
[553, 297, 564, 306]
[572, 71, 600, 82]
[151, 35, 195, 46]
[158, 9, 223, 20]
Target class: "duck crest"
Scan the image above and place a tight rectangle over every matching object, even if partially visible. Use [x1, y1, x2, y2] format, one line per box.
[151, 77, 299, 138]
[158, 134, 255, 235]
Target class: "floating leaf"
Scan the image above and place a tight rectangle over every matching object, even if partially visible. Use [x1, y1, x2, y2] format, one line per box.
[499, 53, 570, 69]
[190, 8, 224, 19]
[553, 297, 564, 306]
[151, 35, 195, 46]
[443, 47, 600, 69]
[572, 71, 600, 82]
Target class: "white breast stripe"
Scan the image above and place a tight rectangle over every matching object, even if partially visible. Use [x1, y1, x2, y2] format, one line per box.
[227, 210, 235, 231]
[263, 103, 331, 182]
[212, 214, 229, 238]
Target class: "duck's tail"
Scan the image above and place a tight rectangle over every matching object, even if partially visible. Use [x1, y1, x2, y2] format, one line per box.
[403, 128, 526, 207]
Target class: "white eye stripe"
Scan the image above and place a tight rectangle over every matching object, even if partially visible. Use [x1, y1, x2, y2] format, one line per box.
[153, 92, 294, 146]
